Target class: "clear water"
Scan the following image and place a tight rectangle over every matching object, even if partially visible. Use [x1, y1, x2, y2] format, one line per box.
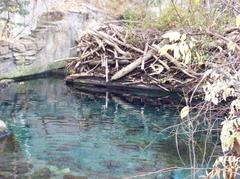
[0, 78, 216, 179]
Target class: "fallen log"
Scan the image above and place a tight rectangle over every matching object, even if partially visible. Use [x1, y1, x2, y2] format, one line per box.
[111, 50, 155, 81]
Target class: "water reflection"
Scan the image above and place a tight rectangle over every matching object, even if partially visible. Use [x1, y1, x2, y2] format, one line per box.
[0, 78, 217, 178]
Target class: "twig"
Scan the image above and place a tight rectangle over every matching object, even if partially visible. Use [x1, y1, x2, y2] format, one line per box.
[92, 30, 144, 54]
[123, 166, 179, 179]
[206, 29, 240, 51]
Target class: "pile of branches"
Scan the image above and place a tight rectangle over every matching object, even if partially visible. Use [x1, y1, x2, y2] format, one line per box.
[66, 22, 240, 94]
[66, 23, 204, 92]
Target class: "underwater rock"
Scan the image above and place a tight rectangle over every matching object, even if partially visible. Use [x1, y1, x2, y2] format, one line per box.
[135, 165, 157, 173]
[0, 135, 20, 153]
[99, 160, 121, 170]
[0, 130, 11, 140]
[0, 171, 13, 178]
[0, 163, 12, 173]
[32, 167, 52, 179]
[63, 175, 88, 179]
[117, 143, 140, 152]
[125, 128, 142, 135]
[0, 79, 13, 88]
[15, 161, 33, 174]
[48, 166, 70, 175]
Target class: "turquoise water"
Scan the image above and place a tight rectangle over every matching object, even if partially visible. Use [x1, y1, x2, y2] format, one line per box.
[0, 78, 216, 178]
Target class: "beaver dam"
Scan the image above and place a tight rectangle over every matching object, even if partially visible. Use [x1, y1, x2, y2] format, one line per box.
[65, 23, 202, 93]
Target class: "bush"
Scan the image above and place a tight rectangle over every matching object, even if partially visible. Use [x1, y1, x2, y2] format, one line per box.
[121, 1, 235, 31]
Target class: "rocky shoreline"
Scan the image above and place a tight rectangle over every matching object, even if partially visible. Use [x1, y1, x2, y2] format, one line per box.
[0, 4, 106, 80]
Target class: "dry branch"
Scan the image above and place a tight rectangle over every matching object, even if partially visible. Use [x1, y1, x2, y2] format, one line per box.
[111, 50, 155, 81]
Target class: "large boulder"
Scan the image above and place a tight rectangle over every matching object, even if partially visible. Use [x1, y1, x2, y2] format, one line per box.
[0, 5, 106, 79]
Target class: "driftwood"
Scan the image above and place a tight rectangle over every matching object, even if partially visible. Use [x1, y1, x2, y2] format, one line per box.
[111, 50, 155, 81]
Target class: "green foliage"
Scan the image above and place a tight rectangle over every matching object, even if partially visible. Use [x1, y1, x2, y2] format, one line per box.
[121, 0, 235, 31]
[122, 6, 147, 22]
[148, 5, 189, 30]
[0, 0, 30, 38]
[158, 31, 205, 65]
[0, 0, 30, 16]
[145, 0, 163, 6]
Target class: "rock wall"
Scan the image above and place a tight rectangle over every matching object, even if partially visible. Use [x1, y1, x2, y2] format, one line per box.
[0, 5, 106, 79]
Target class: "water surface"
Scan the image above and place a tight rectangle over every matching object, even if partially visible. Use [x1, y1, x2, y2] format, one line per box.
[0, 78, 216, 178]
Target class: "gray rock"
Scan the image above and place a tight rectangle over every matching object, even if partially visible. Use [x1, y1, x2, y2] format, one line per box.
[0, 171, 13, 178]
[12, 43, 25, 53]
[32, 167, 52, 179]
[0, 6, 106, 79]
[23, 42, 37, 51]
[23, 50, 37, 56]
[0, 53, 13, 60]
[100, 160, 121, 169]
[63, 175, 88, 179]
[19, 36, 35, 42]
[0, 79, 14, 88]
[0, 47, 10, 56]
[0, 40, 11, 47]
[14, 55, 26, 65]
[14, 161, 33, 174]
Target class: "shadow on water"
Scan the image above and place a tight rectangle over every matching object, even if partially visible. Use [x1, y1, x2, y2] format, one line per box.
[0, 135, 19, 153]
[0, 77, 220, 178]
[0, 135, 34, 179]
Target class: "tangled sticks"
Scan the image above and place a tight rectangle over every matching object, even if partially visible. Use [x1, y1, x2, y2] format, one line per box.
[66, 23, 202, 92]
